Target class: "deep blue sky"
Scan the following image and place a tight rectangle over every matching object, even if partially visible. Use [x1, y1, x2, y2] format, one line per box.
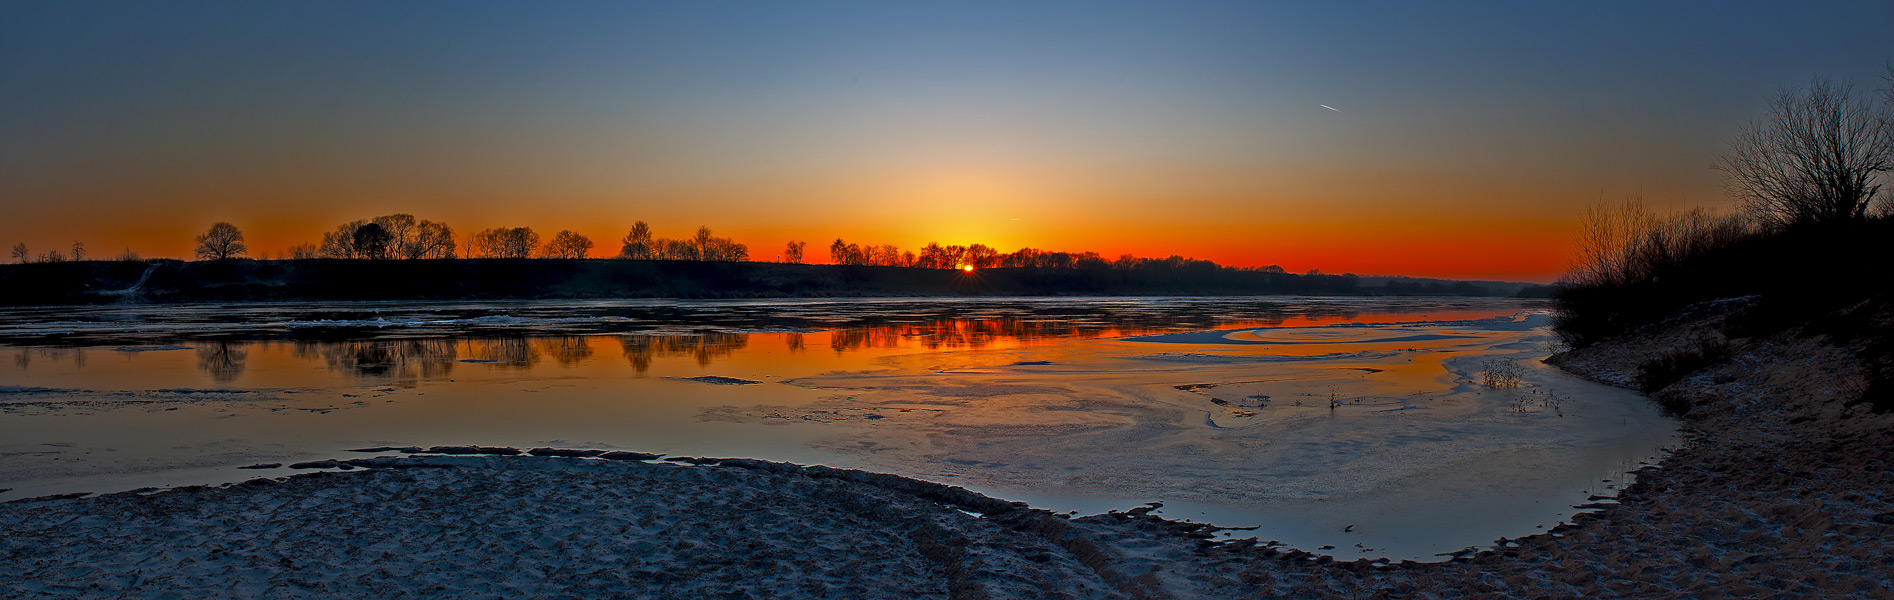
[3, 1, 1892, 279]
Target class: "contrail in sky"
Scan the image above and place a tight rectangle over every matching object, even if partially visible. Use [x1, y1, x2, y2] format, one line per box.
[1319, 104, 1342, 112]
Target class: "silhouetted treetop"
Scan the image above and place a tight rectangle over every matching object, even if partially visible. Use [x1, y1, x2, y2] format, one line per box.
[472, 227, 539, 259]
[194, 222, 246, 261]
[318, 215, 456, 260]
[543, 230, 594, 259]
[352, 222, 393, 260]
[620, 221, 654, 260]
[1718, 77, 1894, 228]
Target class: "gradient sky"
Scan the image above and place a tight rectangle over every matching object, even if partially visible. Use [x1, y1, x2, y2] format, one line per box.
[4, 1, 1894, 281]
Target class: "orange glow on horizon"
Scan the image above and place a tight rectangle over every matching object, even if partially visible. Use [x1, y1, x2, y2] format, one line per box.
[14, 211, 1580, 283]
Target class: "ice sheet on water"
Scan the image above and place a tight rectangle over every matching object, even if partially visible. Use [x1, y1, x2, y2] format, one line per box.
[0, 296, 1549, 347]
[1130, 351, 1403, 364]
[676, 376, 763, 385]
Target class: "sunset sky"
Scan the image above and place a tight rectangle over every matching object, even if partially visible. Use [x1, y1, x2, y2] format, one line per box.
[4, 2, 1893, 282]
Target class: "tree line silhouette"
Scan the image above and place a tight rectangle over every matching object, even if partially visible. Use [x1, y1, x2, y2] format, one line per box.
[620, 222, 748, 262]
[18, 214, 1332, 280]
[6, 213, 1544, 303]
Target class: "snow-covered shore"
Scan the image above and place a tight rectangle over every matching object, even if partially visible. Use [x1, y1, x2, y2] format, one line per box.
[6, 301, 1892, 598]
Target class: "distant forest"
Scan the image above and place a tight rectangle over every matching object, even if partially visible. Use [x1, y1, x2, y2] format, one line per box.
[0, 258, 1542, 306]
[2, 216, 1548, 305]
[14, 214, 1446, 275]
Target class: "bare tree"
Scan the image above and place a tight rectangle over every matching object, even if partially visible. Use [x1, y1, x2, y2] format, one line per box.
[542, 230, 594, 259]
[319, 221, 367, 258]
[115, 248, 141, 262]
[690, 226, 717, 259]
[871, 244, 902, 266]
[69, 241, 85, 261]
[314, 216, 453, 259]
[619, 221, 654, 259]
[783, 240, 806, 264]
[965, 243, 1000, 268]
[942, 245, 968, 268]
[917, 242, 945, 268]
[286, 244, 318, 260]
[497, 228, 526, 259]
[655, 238, 696, 260]
[352, 222, 394, 259]
[829, 238, 849, 264]
[405, 220, 457, 259]
[828, 238, 866, 265]
[706, 237, 747, 262]
[374, 214, 418, 256]
[1717, 78, 1894, 228]
[9, 243, 25, 263]
[679, 226, 746, 262]
[194, 222, 247, 261]
[472, 227, 538, 258]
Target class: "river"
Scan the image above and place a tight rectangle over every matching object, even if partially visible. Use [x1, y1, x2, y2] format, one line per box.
[0, 296, 1679, 560]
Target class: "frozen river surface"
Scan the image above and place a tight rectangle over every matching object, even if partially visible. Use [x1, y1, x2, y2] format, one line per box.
[0, 296, 1678, 560]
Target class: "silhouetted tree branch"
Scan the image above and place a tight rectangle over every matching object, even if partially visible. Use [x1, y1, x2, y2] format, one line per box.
[351, 222, 393, 259]
[194, 222, 246, 261]
[542, 230, 594, 259]
[471, 227, 539, 259]
[829, 238, 865, 265]
[405, 219, 457, 259]
[315, 215, 455, 259]
[1717, 78, 1894, 228]
[619, 221, 654, 259]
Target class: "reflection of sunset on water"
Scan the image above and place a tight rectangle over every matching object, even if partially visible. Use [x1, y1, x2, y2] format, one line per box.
[207, 310, 1522, 383]
[618, 333, 748, 373]
[5, 303, 1540, 386]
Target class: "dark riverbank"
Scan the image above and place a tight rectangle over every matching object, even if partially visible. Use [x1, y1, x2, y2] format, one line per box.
[0, 259, 1539, 306]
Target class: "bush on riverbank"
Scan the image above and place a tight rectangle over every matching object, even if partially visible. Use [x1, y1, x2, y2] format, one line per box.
[1556, 217, 1894, 346]
[1555, 215, 1894, 409]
